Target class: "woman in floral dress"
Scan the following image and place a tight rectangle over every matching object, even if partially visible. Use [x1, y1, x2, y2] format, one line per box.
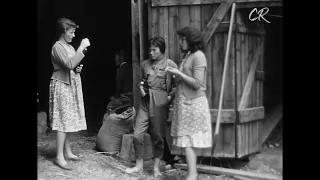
[166, 26, 212, 180]
[49, 18, 90, 170]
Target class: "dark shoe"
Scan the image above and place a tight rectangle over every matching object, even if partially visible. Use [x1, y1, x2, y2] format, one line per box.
[53, 159, 73, 170]
[46, 127, 52, 135]
[165, 159, 180, 166]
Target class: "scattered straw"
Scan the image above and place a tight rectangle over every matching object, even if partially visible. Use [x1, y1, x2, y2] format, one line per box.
[39, 131, 264, 180]
[55, 173, 73, 179]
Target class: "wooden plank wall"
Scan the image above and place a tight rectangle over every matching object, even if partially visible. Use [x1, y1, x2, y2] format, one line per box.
[236, 33, 264, 158]
[148, 3, 265, 158]
[149, 3, 238, 157]
[148, 3, 238, 109]
[235, 10, 265, 158]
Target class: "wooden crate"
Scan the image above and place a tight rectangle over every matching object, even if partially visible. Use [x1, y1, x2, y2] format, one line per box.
[120, 133, 154, 161]
[37, 112, 47, 137]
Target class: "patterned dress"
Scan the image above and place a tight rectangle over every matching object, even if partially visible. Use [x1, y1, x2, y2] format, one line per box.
[49, 42, 87, 132]
[170, 55, 212, 148]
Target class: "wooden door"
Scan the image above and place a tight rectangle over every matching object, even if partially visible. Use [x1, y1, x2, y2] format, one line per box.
[235, 9, 266, 157]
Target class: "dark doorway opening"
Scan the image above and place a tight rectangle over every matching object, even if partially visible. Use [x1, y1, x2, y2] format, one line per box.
[263, 7, 283, 113]
[37, 0, 132, 132]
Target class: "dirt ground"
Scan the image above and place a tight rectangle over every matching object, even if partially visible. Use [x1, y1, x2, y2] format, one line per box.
[38, 129, 282, 180]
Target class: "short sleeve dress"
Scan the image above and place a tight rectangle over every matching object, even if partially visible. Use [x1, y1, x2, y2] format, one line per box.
[170, 51, 212, 148]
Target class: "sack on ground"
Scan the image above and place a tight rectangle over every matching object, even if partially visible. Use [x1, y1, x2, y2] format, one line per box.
[96, 107, 135, 153]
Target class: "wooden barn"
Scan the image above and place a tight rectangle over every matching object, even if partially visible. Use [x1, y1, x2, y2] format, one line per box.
[130, 0, 283, 159]
[37, 0, 282, 161]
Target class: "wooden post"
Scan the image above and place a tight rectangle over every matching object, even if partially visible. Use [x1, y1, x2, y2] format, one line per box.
[211, 3, 236, 154]
[131, 0, 140, 111]
[174, 164, 282, 180]
[120, 134, 154, 161]
[138, 0, 146, 63]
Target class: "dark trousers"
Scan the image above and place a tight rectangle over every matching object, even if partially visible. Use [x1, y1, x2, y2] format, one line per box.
[162, 138, 175, 164]
[133, 100, 166, 159]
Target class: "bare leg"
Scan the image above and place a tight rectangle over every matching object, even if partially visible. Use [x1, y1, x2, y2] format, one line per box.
[154, 157, 162, 177]
[185, 147, 198, 180]
[56, 131, 67, 165]
[125, 159, 144, 173]
[126, 101, 148, 174]
[135, 159, 144, 170]
[64, 133, 78, 158]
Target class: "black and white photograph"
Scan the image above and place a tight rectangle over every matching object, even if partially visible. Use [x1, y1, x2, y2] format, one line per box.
[37, 0, 283, 179]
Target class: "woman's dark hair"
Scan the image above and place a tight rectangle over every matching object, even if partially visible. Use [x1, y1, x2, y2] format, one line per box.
[177, 26, 205, 53]
[56, 17, 79, 37]
[149, 36, 166, 54]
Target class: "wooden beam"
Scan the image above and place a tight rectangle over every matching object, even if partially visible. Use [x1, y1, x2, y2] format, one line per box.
[237, 1, 283, 8]
[131, 0, 140, 111]
[120, 134, 154, 161]
[151, 0, 283, 7]
[211, 109, 236, 123]
[169, 106, 264, 123]
[238, 38, 264, 110]
[174, 164, 282, 180]
[239, 106, 264, 123]
[168, 109, 236, 123]
[173, 106, 265, 123]
[233, 176, 256, 180]
[138, 0, 146, 63]
[215, 22, 265, 37]
[201, 3, 232, 45]
[211, 107, 264, 123]
[211, 107, 265, 123]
